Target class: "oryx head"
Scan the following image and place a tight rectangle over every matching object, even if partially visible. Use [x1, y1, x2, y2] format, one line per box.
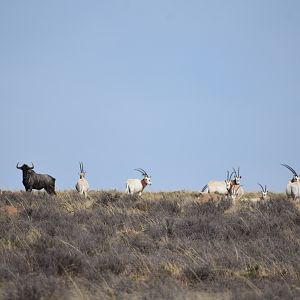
[135, 168, 152, 185]
[258, 183, 268, 200]
[79, 162, 86, 179]
[232, 167, 241, 185]
[225, 170, 232, 190]
[281, 163, 299, 182]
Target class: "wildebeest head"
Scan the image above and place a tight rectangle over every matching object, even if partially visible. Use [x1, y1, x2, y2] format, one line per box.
[16, 162, 34, 172]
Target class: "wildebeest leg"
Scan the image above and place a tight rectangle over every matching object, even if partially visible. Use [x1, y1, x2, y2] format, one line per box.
[26, 187, 32, 192]
[45, 186, 55, 195]
[50, 187, 56, 195]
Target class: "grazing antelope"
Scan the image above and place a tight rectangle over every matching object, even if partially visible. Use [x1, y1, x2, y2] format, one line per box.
[125, 168, 152, 196]
[201, 171, 233, 195]
[16, 163, 56, 195]
[75, 162, 89, 198]
[281, 163, 300, 201]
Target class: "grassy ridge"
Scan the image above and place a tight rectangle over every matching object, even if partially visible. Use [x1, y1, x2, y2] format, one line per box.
[0, 191, 299, 299]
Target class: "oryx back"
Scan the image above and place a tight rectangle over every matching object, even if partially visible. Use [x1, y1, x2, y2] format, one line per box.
[207, 181, 228, 194]
[126, 179, 143, 195]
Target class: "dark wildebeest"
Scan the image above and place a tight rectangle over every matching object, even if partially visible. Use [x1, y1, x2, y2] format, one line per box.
[16, 163, 56, 195]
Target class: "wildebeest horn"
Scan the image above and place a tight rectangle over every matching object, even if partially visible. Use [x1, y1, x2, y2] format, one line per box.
[281, 163, 298, 176]
[30, 163, 34, 169]
[16, 162, 21, 169]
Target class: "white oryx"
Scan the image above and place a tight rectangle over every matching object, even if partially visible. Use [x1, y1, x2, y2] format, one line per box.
[257, 183, 269, 201]
[125, 168, 152, 196]
[281, 163, 300, 201]
[201, 171, 232, 195]
[248, 183, 269, 202]
[75, 162, 89, 198]
[232, 167, 242, 185]
[228, 184, 245, 203]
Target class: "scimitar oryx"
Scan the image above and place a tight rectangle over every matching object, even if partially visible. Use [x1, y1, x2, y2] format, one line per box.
[228, 184, 245, 204]
[257, 183, 269, 201]
[201, 171, 232, 195]
[125, 168, 152, 196]
[248, 183, 269, 202]
[76, 162, 89, 198]
[231, 167, 242, 185]
[281, 163, 300, 201]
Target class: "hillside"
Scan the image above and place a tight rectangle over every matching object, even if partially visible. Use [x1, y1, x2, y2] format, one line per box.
[0, 191, 299, 299]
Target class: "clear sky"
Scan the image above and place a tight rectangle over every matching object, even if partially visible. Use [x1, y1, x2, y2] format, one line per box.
[1, 1, 300, 192]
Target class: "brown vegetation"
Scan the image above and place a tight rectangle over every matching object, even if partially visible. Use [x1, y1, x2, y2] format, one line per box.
[0, 190, 299, 299]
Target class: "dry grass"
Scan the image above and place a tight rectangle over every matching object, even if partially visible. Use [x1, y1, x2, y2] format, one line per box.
[0, 190, 299, 299]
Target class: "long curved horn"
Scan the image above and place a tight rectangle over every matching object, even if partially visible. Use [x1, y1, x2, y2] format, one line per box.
[138, 168, 147, 174]
[135, 168, 148, 176]
[30, 163, 34, 169]
[201, 184, 208, 192]
[281, 163, 298, 176]
[16, 162, 21, 169]
[226, 171, 230, 180]
[233, 168, 237, 176]
[80, 162, 83, 172]
[258, 183, 265, 192]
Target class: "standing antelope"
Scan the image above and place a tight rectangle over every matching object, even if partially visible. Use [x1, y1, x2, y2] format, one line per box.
[281, 163, 300, 201]
[228, 184, 245, 204]
[257, 183, 269, 201]
[76, 162, 89, 198]
[125, 168, 152, 196]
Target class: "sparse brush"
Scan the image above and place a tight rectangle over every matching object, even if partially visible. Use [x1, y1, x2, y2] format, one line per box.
[0, 191, 299, 299]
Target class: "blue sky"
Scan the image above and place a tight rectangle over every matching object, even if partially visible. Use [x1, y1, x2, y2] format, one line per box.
[1, 1, 300, 192]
